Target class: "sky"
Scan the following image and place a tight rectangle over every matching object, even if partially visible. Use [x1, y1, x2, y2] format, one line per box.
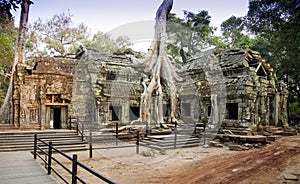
[13, 0, 249, 51]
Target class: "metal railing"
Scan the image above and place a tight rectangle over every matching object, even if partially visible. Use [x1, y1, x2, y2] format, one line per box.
[33, 134, 116, 184]
[87, 123, 140, 158]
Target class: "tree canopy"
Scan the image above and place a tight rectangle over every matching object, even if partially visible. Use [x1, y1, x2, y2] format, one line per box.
[220, 15, 255, 49]
[245, 0, 300, 103]
[86, 31, 131, 53]
[0, 9, 17, 106]
[26, 11, 89, 57]
[167, 10, 218, 63]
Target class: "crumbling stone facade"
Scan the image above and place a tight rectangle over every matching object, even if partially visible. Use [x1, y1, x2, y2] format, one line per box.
[72, 49, 143, 127]
[183, 49, 289, 132]
[13, 57, 76, 129]
[12, 48, 288, 131]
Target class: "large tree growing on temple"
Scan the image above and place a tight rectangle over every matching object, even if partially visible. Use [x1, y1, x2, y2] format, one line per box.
[131, 0, 180, 126]
[0, 0, 32, 123]
[0, 7, 17, 107]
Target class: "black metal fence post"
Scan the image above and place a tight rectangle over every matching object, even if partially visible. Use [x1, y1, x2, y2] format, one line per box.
[146, 121, 149, 137]
[47, 141, 53, 175]
[69, 116, 72, 130]
[136, 130, 140, 154]
[81, 124, 84, 141]
[203, 132, 206, 145]
[174, 122, 177, 149]
[72, 154, 78, 184]
[89, 131, 93, 158]
[116, 122, 118, 146]
[34, 134, 37, 159]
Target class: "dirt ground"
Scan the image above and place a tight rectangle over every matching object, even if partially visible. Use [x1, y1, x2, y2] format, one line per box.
[50, 135, 300, 184]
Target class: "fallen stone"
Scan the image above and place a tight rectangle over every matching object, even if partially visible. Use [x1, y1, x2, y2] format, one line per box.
[244, 143, 254, 148]
[159, 149, 167, 155]
[223, 129, 234, 135]
[262, 131, 271, 136]
[232, 168, 239, 172]
[283, 174, 298, 181]
[209, 141, 223, 148]
[228, 144, 249, 151]
[141, 149, 157, 157]
[203, 144, 209, 148]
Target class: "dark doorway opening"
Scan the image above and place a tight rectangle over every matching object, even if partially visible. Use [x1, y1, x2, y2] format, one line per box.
[163, 104, 170, 117]
[52, 108, 61, 129]
[226, 103, 239, 120]
[208, 105, 211, 116]
[110, 105, 122, 121]
[129, 106, 140, 121]
[269, 96, 275, 126]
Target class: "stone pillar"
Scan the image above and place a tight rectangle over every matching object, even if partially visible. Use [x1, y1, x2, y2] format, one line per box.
[274, 94, 280, 126]
[123, 104, 129, 124]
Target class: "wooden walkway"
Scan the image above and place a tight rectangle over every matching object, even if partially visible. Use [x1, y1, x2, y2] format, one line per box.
[0, 151, 58, 184]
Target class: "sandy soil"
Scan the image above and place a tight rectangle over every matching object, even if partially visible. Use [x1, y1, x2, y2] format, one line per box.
[49, 135, 300, 184]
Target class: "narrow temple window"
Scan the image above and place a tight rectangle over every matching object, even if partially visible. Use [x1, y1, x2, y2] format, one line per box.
[106, 71, 116, 80]
[163, 104, 170, 117]
[226, 103, 238, 120]
[109, 105, 122, 121]
[208, 105, 211, 116]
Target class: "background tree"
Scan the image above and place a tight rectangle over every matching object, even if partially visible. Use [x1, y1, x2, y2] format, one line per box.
[245, 0, 300, 116]
[0, 0, 22, 19]
[0, 5, 17, 107]
[220, 15, 254, 49]
[86, 31, 131, 53]
[26, 11, 89, 57]
[167, 10, 218, 63]
[0, 0, 32, 123]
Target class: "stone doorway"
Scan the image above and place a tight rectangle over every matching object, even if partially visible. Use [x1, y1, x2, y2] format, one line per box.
[49, 106, 68, 129]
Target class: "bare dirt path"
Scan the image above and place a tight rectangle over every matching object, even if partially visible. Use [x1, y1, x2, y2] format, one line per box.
[50, 135, 300, 184]
[142, 135, 300, 184]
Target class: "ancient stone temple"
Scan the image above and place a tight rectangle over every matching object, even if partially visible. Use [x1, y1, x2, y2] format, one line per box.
[12, 57, 77, 129]
[12, 48, 288, 132]
[183, 49, 289, 132]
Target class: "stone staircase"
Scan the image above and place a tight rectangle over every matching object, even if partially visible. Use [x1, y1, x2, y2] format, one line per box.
[140, 134, 202, 150]
[0, 130, 88, 152]
[0, 124, 17, 131]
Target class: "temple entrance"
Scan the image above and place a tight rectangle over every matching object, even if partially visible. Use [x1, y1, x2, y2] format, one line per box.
[109, 105, 122, 121]
[48, 106, 68, 129]
[52, 108, 61, 129]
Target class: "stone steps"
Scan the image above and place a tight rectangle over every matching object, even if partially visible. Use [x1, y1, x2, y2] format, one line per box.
[0, 124, 17, 131]
[140, 134, 201, 150]
[0, 130, 88, 152]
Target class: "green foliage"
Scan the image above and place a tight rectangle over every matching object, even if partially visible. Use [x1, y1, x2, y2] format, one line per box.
[26, 11, 89, 57]
[86, 32, 131, 53]
[26, 11, 132, 58]
[221, 16, 247, 49]
[245, 0, 300, 101]
[0, 11, 17, 106]
[167, 10, 216, 63]
[0, 0, 33, 19]
[289, 101, 300, 116]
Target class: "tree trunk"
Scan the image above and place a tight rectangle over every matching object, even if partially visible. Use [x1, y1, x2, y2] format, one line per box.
[0, 0, 30, 124]
[131, 0, 180, 127]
